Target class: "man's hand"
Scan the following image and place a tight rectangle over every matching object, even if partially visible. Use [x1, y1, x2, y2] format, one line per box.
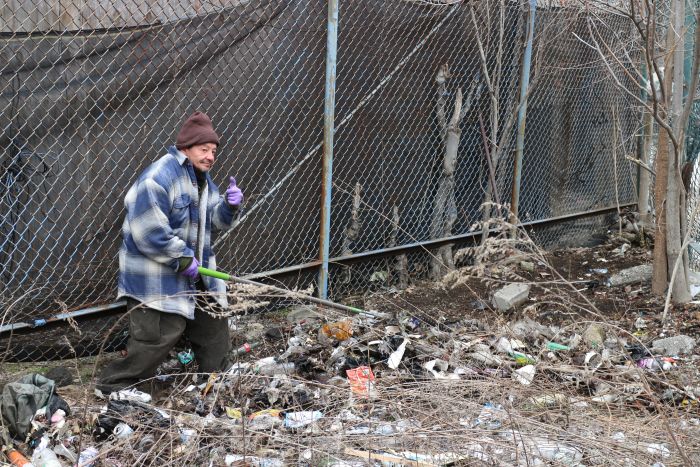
[226, 177, 243, 207]
[180, 257, 200, 280]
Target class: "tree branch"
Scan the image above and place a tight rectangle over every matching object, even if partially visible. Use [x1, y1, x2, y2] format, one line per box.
[436, 63, 451, 135]
[583, 18, 679, 149]
[625, 154, 657, 176]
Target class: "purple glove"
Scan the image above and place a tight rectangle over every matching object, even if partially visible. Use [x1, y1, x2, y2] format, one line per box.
[226, 176, 244, 207]
[180, 257, 200, 280]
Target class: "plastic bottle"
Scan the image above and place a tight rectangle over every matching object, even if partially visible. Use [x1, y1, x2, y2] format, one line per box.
[77, 447, 98, 467]
[257, 362, 295, 376]
[533, 440, 583, 464]
[637, 357, 673, 371]
[30, 448, 61, 467]
[5, 448, 35, 467]
[233, 342, 259, 356]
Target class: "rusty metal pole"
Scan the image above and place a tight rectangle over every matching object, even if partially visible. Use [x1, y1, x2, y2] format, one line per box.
[319, 0, 339, 299]
[511, 0, 537, 223]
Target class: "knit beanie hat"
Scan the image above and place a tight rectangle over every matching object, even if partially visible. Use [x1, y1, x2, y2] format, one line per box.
[175, 111, 220, 149]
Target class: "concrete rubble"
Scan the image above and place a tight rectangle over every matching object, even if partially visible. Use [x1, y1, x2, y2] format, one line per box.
[607, 264, 653, 287]
[652, 335, 696, 355]
[492, 283, 530, 311]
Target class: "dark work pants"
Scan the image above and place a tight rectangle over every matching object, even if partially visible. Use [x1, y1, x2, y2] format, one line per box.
[98, 297, 231, 393]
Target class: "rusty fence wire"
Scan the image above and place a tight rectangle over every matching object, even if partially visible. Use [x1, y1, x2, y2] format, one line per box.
[0, 0, 637, 361]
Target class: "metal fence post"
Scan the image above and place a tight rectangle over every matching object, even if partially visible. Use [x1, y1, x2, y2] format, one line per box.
[511, 0, 537, 221]
[319, 0, 339, 299]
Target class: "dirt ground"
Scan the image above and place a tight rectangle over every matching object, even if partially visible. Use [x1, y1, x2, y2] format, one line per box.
[350, 243, 699, 345]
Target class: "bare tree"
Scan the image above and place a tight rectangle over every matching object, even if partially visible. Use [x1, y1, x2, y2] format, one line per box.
[429, 65, 481, 280]
[468, 0, 525, 243]
[585, 0, 700, 304]
[429, 64, 463, 280]
[340, 183, 362, 285]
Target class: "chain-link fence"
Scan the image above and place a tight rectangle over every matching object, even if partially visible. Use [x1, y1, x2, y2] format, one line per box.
[0, 0, 637, 361]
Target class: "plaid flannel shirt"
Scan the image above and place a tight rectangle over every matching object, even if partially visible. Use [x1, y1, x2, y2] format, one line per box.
[118, 146, 237, 319]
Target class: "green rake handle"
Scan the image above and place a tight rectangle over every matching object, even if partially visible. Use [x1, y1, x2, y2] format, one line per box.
[197, 266, 383, 318]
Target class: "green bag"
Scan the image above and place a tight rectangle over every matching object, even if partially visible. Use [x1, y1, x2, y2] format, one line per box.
[0, 374, 55, 438]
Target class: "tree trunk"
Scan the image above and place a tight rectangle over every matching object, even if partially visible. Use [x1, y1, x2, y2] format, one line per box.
[340, 183, 362, 284]
[665, 0, 691, 303]
[652, 128, 669, 295]
[430, 97, 461, 279]
[638, 109, 652, 224]
[663, 0, 691, 303]
[666, 143, 691, 302]
[652, 5, 677, 297]
[478, 113, 500, 247]
[390, 206, 409, 289]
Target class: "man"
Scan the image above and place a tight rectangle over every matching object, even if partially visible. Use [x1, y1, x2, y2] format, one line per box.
[98, 111, 243, 398]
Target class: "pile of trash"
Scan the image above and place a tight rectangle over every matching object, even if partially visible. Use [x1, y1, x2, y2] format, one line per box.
[2, 287, 698, 466]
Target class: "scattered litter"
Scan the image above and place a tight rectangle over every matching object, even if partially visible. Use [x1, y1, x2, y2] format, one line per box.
[52, 443, 77, 463]
[645, 443, 671, 458]
[233, 341, 259, 356]
[584, 351, 603, 371]
[109, 388, 152, 403]
[257, 361, 295, 376]
[113, 422, 134, 438]
[177, 349, 194, 364]
[321, 320, 353, 341]
[346, 366, 377, 398]
[1, 374, 57, 438]
[283, 411, 323, 429]
[529, 393, 568, 408]
[249, 410, 283, 429]
[31, 436, 61, 467]
[224, 454, 284, 467]
[468, 344, 504, 366]
[387, 338, 408, 369]
[546, 342, 570, 351]
[4, 244, 699, 466]
[509, 351, 536, 365]
[611, 431, 625, 442]
[636, 357, 674, 371]
[495, 337, 526, 354]
[423, 358, 447, 373]
[531, 438, 583, 465]
[634, 317, 648, 329]
[77, 447, 98, 467]
[513, 364, 536, 385]
[473, 402, 507, 430]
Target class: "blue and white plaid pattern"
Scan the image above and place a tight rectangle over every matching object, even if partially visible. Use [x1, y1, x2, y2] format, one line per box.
[118, 146, 237, 318]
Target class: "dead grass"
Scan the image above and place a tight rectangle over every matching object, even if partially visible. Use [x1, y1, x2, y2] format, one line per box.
[1, 220, 699, 466]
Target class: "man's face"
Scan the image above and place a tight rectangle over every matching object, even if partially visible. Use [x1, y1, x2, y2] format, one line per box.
[182, 143, 217, 172]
